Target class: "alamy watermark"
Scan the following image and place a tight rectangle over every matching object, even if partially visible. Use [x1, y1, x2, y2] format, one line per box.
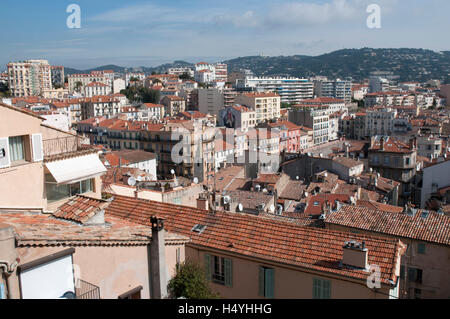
[66, 4, 81, 29]
[367, 4, 381, 29]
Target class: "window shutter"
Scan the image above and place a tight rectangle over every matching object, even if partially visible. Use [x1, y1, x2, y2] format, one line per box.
[224, 258, 232, 287]
[32, 134, 44, 162]
[0, 138, 11, 169]
[322, 280, 331, 299]
[204, 254, 212, 281]
[313, 278, 321, 299]
[265, 268, 274, 299]
[258, 266, 265, 296]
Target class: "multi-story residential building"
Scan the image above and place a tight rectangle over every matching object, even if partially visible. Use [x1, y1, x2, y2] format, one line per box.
[214, 63, 228, 84]
[197, 88, 225, 117]
[247, 128, 280, 173]
[0, 102, 105, 212]
[265, 120, 303, 153]
[50, 65, 65, 87]
[103, 149, 157, 178]
[194, 69, 215, 84]
[289, 106, 329, 145]
[364, 91, 415, 107]
[77, 117, 217, 182]
[218, 105, 256, 129]
[368, 136, 417, 205]
[300, 97, 347, 115]
[240, 76, 314, 105]
[125, 72, 146, 86]
[235, 92, 281, 124]
[68, 73, 108, 93]
[7, 60, 53, 97]
[325, 205, 450, 299]
[160, 95, 186, 117]
[84, 82, 111, 97]
[105, 195, 406, 299]
[314, 78, 353, 103]
[112, 78, 126, 94]
[368, 76, 390, 93]
[80, 96, 122, 119]
[364, 107, 398, 138]
[354, 112, 367, 140]
[419, 158, 450, 209]
[141, 103, 165, 120]
[416, 135, 442, 160]
[167, 67, 194, 78]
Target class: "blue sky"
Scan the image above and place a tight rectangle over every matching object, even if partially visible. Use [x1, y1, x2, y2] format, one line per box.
[1, 0, 449, 69]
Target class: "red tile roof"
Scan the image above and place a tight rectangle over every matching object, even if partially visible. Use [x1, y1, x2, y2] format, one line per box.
[53, 195, 110, 224]
[369, 136, 412, 153]
[105, 194, 405, 285]
[305, 194, 351, 216]
[326, 205, 450, 246]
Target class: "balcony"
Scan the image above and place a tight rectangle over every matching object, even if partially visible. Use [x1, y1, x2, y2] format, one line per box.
[43, 136, 83, 157]
[75, 279, 101, 299]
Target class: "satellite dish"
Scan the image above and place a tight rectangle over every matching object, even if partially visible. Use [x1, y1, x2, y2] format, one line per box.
[269, 205, 275, 213]
[262, 188, 268, 193]
[296, 176, 299, 180]
[170, 169, 175, 175]
[255, 184, 261, 192]
[237, 203, 243, 212]
[223, 195, 231, 204]
[136, 175, 143, 182]
[128, 177, 136, 186]
[193, 177, 199, 184]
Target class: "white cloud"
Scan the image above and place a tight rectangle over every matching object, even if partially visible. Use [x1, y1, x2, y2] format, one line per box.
[213, 11, 261, 28]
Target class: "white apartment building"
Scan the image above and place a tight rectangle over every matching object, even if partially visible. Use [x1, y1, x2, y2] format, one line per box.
[168, 67, 194, 78]
[68, 73, 108, 93]
[141, 103, 165, 120]
[7, 60, 52, 97]
[235, 92, 281, 124]
[125, 72, 146, 86]
[112, 78, 126, 94]
[81, 96, 121, 119]
[364, 107, 397, 137]
[84, 82, 111, 97]
[214, 63, 228, 83]
[240, 76, 314, 105]
[289, 106, 329, 145]
[299, 97, 347, 115]
[314, 78, 353, 103]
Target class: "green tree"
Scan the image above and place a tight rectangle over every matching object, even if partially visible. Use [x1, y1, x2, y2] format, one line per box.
[179, 72, 193, 81]
[74, 81, 83, 93]
[167, 260, 218, 299]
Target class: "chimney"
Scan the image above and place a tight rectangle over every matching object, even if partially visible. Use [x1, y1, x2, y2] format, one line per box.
[342, 240, 368, 269]
[380, 137, 385, 151]
[197, 195, 209, 211]
[150, 216, 168, 299]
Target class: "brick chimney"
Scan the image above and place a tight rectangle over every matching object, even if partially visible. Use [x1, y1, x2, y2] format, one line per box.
[197, 196, 209, 211]
[150, 216, 167, 299]
[342, 240, 368, 269]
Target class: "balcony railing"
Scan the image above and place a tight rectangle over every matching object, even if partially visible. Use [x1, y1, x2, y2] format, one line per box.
[75, 279, 101, 299]
[43, 136, 83, 157]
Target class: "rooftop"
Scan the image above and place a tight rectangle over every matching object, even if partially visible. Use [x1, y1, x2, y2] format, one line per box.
[105, 195, 405, 285]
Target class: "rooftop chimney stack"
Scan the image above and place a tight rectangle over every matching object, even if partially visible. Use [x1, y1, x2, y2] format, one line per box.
[380, 137, 385, 151]
[150, 216, 168, 299]
[342, 240, 368, 270]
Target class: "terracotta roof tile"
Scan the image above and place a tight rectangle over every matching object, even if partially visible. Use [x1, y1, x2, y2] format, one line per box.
[105, 195, 405, 285]
[53, 195, 110, 224]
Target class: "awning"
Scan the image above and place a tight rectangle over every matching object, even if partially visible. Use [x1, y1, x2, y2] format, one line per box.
[45, 154, 107, 185]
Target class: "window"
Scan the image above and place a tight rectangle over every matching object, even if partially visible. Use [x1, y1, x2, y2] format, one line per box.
[259, 266, 274, 298]
[204, 254, 232, 287]
[407, 267, 423, 284]
[9, 136, 25, 163]
[405, 158, 410, 165]
[414, 288, 422, 299]
[313, 278, 331, 299]
[384, 156, 390, 165]
[45, 174, 93, 203]
[417, 243, 426, 255]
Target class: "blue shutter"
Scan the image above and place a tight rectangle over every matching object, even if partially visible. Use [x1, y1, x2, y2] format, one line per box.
[265, 268, 274, 298]
[204, 254, 212, 281]
[224, 258, 233, 287]
[258, 266, 265, 296]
